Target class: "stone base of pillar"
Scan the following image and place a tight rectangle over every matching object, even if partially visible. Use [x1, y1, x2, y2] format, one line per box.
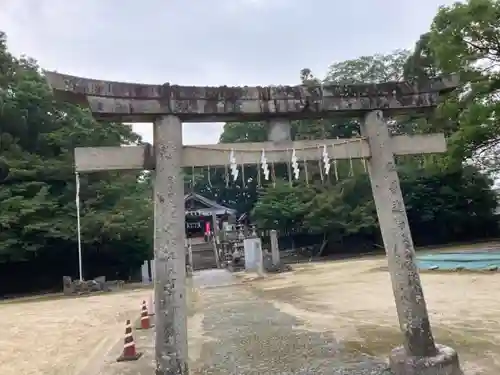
[389, 344, 463, 375]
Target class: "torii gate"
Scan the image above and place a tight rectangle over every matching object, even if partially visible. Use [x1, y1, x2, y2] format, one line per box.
[45, 72, 462, 375]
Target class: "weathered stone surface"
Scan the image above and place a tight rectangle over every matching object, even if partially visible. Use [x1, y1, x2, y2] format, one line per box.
[62, 276, 120, 295]
[389, 344, 463, 375]
[73, 134, 447, 172]
[270, 229, 281, 266]
[62, 276, 74, 295]
[362, 110, 438, 358]
[263, 251, 274, 270]
[44, 71, 459, 122]
[153, 115, 189, 374]
[44, 71, 459, 99]
[268, 119, 292, 143]
[73, 279, 97, 294]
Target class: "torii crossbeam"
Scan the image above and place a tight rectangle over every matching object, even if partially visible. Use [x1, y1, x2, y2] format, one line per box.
[45, 71, 462, 375]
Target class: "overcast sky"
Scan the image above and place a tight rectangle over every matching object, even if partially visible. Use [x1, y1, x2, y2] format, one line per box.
[0, 0, 454, 144]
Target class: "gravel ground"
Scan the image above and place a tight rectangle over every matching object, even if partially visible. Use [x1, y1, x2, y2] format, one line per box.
[189, 269, 392, 375]
[248, 258, 499, 374]
[13, 251, 494, 375]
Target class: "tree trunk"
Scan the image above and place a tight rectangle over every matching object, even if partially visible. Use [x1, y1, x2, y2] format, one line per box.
[317, 233, 328, 257]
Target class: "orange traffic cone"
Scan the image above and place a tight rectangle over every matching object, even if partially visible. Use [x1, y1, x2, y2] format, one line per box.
[138, 300, 152, 330]
[116, 320, 142, 362]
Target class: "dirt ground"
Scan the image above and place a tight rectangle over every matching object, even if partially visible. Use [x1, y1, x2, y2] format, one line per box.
[245, 256, 500, 374]
[2, 256, 499, 375]
[0, 288, 152, 375]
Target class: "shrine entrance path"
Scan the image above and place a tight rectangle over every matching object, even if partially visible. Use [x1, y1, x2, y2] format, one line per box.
[99, 269, 391, 375]
[96, 253, 499, 375]
[191, 269, 394, 375]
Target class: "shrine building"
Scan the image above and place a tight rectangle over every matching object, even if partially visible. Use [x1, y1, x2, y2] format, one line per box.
[184, 193, 236, 239]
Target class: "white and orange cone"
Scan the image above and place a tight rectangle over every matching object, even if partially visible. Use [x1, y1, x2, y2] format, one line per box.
[138, 300, 152, 330]
[116, 320, 142, 362]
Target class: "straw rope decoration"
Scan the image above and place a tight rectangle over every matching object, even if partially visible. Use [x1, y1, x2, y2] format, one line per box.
[302, 148, 309, 186]
[360, 138, 367, 172]
[207, 166, 212, 188]
[347, 140, 354, 177]
[317, 146, 324, 183]
[257, 160, 262, 188]
[332, 142, 339, 181]
[224, 164, 229, 188]
[241, 163, 246, 188]
[286, 149, 293, 187]
[271, 160, 276, 188]
[215, 138, 371, 190]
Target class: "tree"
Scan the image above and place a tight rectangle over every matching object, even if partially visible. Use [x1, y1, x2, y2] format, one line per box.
[252, 182, 313, 234]
[219, 51, 414, 148]
[220, 48, 500, 254]
[404, 33, 441, 81]
[409, 0, 500, 174]
[302, 176, 378, 254]
[402, 166, 499, 244]
[0, 31, 152, 293]
[219, 122, 267, 143]
[324, 50, 411, 84]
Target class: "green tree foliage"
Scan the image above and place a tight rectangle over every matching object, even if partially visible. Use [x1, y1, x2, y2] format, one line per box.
[2, 6, 500, 295]
[402, 166, 499, 243]
[219, 122, 267, 143]
[250, 164, 498, 248]
[252, 183, 314, 233]
[0, 31, 152, 294]
[219, 48, 499, 252]
[324, 50, 411, 83]
[407, 0, 500, 173]
[404, 33, 441, 81]
[219, 52, 414, 148]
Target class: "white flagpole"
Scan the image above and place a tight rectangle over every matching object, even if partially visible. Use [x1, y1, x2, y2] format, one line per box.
[75, 171, 83, 281]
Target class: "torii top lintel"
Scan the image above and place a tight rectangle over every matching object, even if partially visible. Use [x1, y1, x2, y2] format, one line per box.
[44, 71, 459, 123]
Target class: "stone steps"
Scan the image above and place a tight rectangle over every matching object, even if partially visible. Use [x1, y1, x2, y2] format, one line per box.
[191, 242, 217, 270]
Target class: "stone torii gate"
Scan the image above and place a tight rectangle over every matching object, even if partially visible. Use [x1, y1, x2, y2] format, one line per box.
[45, 71, 462, 375]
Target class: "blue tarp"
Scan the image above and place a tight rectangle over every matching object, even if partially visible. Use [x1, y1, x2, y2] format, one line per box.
[416, 250, 500, 270]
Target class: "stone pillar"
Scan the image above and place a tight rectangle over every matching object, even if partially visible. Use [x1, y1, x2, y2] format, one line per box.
[212, 211, 221, 268]
[243, 237, 263, 274]
[361, 110, 461, 375]
[150, 259, 156, 282]
[255, 238, 264, 276]
[141, 261, 149, 284]
[153, 115, 188, 375]
[270, 229, 280, 266]
[187, 239, 193, 276]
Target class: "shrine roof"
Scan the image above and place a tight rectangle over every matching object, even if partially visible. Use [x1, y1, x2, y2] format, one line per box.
[184, 193, 236, 215]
